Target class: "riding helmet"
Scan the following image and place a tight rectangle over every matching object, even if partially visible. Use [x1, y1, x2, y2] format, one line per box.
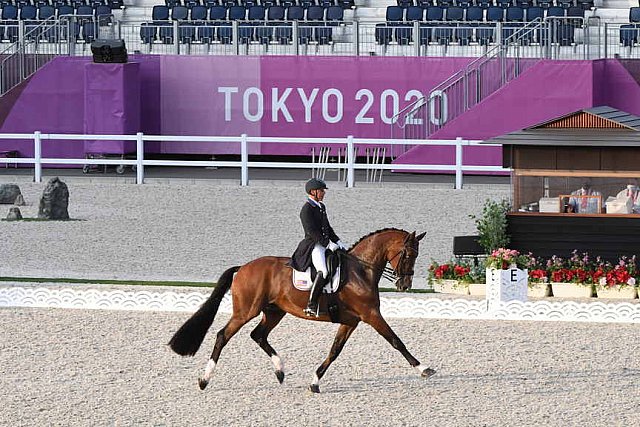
[305, 178, 328, 194]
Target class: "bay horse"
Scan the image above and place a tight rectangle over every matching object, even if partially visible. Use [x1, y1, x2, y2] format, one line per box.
[168, 228, 435, 393]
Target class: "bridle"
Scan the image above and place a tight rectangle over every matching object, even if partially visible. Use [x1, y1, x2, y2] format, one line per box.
[383, 246, 418, 282]
[344, 242, 418, 284]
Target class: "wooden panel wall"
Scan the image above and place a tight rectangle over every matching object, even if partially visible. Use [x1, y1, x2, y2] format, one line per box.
[507, 214, 640, 261]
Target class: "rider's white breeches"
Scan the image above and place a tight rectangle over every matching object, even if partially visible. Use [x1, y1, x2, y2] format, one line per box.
[311, 243, 328, 278]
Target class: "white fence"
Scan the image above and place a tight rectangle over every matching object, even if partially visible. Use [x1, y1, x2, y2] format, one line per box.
[0, 132, 509, 189]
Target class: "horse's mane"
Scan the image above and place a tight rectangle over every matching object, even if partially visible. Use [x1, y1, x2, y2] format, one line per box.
[348, 227, 408, 251]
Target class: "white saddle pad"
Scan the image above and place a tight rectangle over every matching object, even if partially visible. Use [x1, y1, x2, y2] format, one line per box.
[292, 267, 341, 293]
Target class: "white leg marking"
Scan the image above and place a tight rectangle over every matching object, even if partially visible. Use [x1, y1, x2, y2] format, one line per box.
[414, 364, 429, 375]
[202, 359, 217, 382]
[311, 373, 320, 386]
[271, 354, 284, 372]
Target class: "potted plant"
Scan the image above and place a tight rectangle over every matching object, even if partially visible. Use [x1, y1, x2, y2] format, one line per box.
[526, 255, 552, 298]
[428, 260, 473, 295]
[547, 252, 596, 298]
[596, 255, 638, 299]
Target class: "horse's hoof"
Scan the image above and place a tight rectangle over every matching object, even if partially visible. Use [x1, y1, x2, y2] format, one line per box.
[275, 370, 285, 384]
[421, 367, 436, 379]
[198, 378, 209, 390]
[308, 384, 320, 393]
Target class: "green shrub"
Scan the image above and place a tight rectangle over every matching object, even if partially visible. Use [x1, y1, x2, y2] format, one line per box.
[471, 198, 511, 254]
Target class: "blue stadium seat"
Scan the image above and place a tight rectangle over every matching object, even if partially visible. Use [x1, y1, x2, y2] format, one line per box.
[526, 6, 543, 21]
[38, 5, 56, 20]
[465, 6, 484, 22]
[620, 23, 637, 47]
[405, 5, 423, 21]
[445, 6, 463, 21]
[457, 0, 472, 8]
[476, 0, 492, 9]
[241, 5, 265, 44]
[286, 5, 304, 20]
[416, 0, 432, 8]
[425, 5, 443, 21]
[506, 6, 523, 21]
[158, 5, 190, 43]
[190, 5, 207, 20]
[306, 5, 325, 20]
[496, 0, 511, 9]
[376, 6, 403, 45]
[566, 6, 583, 26]
[397, 0, 413, 8]
[486, 6, 503, 21]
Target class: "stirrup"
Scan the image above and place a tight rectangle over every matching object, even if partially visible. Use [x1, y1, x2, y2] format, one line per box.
[303, 305, 320, 317]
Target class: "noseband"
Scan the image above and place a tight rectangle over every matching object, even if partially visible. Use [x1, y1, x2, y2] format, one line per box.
[382, 246, 417, 283]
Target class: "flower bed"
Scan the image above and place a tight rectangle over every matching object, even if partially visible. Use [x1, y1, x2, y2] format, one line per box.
[428, 250, 638, 299]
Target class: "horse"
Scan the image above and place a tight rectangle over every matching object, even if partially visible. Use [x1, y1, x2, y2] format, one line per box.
[168, 228, 435, 393]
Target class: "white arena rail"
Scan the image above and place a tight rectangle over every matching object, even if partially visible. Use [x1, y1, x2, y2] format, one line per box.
[0, 132, 509, 189]
[2, 286, 640, 324]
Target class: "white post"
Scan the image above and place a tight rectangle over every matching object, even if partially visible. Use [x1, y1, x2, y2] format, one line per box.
[240, 133, 248, 186]
[455, 137, 463, 190]
[136, 132, 144, 184]
[346, 135, 354, 188]
[34, 131, 41, 183]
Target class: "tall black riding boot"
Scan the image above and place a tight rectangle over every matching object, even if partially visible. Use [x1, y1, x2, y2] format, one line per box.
[304, 272, 326, 317]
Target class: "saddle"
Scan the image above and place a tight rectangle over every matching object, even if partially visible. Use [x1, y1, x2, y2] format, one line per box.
[290, 249, 343, 293]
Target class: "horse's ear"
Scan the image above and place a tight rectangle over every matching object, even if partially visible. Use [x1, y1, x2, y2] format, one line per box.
[416, 232, 426, 241]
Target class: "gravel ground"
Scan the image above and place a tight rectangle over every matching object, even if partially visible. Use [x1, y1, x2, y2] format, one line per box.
[1, 307, 639, 426]
[0, 179, 509, 285]
[2, 179, 640, 426]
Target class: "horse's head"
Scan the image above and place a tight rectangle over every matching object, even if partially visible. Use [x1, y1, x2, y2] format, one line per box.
[388, 231, 426, 292]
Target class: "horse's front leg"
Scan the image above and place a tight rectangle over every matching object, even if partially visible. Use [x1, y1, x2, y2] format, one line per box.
[363, 310, 436, 379]
[250, 305, 287, 384]
[309, 323, 357, 393]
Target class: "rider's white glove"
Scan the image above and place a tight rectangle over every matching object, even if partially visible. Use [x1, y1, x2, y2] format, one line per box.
[327, 241, 339, 251]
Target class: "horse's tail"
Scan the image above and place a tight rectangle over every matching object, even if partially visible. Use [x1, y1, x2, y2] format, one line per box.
[168, 265, 241, 356]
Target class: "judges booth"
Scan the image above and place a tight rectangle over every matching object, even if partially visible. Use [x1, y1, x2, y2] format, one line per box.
[487, 106, 640, 261]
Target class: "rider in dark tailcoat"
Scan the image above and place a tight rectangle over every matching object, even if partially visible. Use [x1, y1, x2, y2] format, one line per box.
[291, 178, 346, 317]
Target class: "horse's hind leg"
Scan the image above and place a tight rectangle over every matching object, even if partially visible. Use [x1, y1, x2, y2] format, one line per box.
[199, 314, 254, 390]
[309, 323, 357, 393]
[363, 310, 436, 379]
[250, 304, 287, 384]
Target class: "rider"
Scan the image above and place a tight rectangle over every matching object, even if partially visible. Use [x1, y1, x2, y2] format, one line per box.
[291, 178, 347, 317]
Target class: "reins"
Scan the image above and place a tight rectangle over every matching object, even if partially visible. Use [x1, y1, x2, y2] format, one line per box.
[340, 246, 414, 283]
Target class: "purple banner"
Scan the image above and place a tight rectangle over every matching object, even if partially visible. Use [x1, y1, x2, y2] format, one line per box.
[3, 56, 640, 167]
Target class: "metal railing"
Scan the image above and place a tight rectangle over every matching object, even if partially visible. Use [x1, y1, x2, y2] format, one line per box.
[0, 132, 508, 189]
[0, 14, 116, 96]
[0, 16, 634, 61]
[117, 19, 358, 56]
[391, 18, 546, 140]
[389, 16, 605, 140]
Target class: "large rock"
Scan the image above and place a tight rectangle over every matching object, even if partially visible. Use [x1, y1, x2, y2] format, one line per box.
[38, 177, 69, 220]
[6, 207, 22, 220]
[0, 184, 22, 204]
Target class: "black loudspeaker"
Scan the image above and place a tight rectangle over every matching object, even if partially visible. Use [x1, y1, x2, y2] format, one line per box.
[91, 39, 128, 64]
